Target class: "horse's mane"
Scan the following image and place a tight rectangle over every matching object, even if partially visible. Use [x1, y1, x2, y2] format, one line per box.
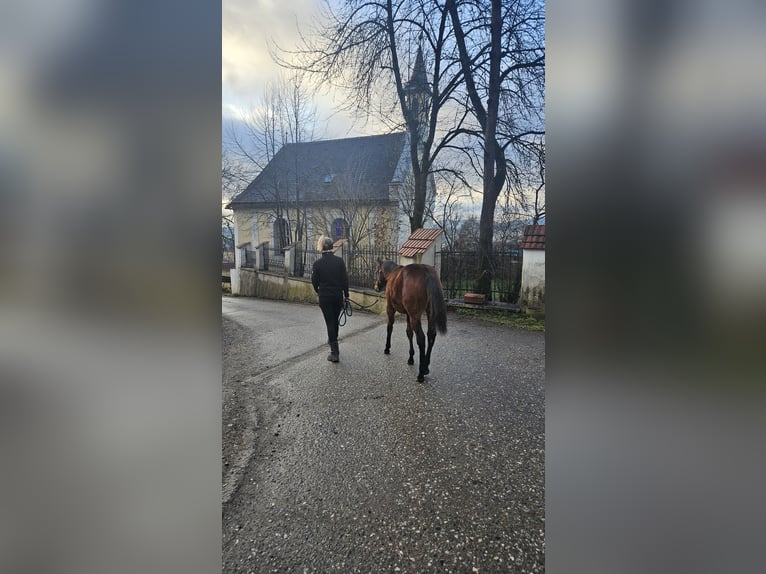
[381, 260, 400, 276]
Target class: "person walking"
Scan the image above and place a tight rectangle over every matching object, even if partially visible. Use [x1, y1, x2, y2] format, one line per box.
[311, 236, 349, 362]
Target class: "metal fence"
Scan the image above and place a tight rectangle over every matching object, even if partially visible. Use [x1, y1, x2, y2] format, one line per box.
[439, 249, 523, 303]
[263, 247, 285, 272]
[243, 243, 522, 302]
[295, 246, 322, 278]
[290, 245, 396, 287]
[344, 246, 398, 290]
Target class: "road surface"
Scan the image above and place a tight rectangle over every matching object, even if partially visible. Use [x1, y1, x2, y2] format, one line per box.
[222, 295, 544, 573]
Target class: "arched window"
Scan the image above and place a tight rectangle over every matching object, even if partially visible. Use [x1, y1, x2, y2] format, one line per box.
[332, 218, 349, 242]
[273, 217, 290, 250]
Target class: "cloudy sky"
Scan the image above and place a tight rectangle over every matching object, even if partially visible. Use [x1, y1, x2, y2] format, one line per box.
[222, 0, 385, 142]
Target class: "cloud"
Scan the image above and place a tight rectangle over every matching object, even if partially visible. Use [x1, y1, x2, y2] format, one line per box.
[222, 0, 406, 140]
[222, 0, 321, 112]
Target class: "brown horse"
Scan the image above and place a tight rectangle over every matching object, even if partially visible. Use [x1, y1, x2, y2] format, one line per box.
[374, 259, 448, 382]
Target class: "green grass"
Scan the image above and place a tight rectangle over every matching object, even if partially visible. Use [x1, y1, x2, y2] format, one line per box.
[452, 307, 545, 331]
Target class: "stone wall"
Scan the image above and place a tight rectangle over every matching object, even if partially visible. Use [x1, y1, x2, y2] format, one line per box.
[235, 268, 387, 314]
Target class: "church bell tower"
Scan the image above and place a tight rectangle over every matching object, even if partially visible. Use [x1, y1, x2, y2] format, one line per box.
[403, 42, 431, 149]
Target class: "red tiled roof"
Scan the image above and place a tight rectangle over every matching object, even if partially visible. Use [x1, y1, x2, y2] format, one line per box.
[521, 224, 545, 250]
[398, 228, 443, 257]
[409, 228, 444, 241]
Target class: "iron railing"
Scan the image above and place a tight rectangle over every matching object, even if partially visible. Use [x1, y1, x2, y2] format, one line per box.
[344, 246, 398, 291]
[263, 247, 285, 272]
[243, 243, 523, 303]
[295, 246, 322, 278]
[439, 249, 523, 303]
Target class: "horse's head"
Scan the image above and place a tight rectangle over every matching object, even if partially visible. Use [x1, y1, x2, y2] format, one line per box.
[374, 258, 396, 292]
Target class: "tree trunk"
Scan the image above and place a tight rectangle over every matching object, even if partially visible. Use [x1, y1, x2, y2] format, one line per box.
[447, 0, 507, 298]
[474, 0, 504, 298]
[410, 166, 428, 232]
[475, 149, 506, 296]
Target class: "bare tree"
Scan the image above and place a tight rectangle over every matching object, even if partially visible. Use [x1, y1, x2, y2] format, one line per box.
[427, 168, 474, 251]
[277, 0, 478, 234]
[530, 141, 545, 223]
[495, 132, 545, 225]
[454, 215, 480, 250]
[226, 72, 319, 251]
[445, 0, 544, 295]
[278, 0, 544, 295]
[221, 154, 252, 259]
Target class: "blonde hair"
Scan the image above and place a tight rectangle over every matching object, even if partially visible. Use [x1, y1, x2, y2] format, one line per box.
[317, 235, 334, 252]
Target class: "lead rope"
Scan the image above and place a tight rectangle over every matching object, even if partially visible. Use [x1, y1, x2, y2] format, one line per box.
[338, 297, 381, 327]
[338, 297, 352, 327]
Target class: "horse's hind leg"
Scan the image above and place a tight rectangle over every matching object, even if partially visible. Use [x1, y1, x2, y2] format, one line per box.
[384, 305, 395, 354]
[423, 321, 436, 375]
[413, 319, 427, 382]
[406, 315, 415, 365]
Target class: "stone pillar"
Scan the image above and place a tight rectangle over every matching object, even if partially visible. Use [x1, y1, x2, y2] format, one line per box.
[433, 243, 443, 277]
[398, 254, 415, 266]
[235, 242, 249, 269]
[255, 241, 266, 271]
[420, 245, 435, 267]
[284, 244, 296, 276]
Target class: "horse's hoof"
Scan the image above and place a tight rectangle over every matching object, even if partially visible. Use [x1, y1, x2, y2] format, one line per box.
[407, 358, 414, 365]
[384, 349, 390, 355]
[417, 374, 425, 383]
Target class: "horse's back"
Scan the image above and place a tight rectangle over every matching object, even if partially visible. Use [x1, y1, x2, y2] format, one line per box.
[400, 265, 428, 296]
[395, 265, 439, 315]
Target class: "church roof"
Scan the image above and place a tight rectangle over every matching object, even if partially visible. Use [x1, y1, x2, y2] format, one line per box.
[229, 133, 408, 207]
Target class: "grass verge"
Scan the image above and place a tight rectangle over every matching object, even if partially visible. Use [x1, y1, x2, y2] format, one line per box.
[452, 307, 545, 331]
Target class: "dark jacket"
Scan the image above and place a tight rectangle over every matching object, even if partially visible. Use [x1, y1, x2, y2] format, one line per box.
[311, 253, 349, 301]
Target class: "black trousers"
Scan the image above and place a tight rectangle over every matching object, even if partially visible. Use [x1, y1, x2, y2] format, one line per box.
[319, 297, 343, 344]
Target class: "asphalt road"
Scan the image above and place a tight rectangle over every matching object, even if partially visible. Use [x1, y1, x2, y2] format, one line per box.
[222, 296, 545, 573]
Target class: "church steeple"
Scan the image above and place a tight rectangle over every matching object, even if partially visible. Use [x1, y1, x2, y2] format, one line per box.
[404, 41, 431, 146]
[407, 45, 428, 91]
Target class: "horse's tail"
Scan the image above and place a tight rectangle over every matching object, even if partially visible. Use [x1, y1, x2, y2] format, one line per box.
[425, 268, 448, 335]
